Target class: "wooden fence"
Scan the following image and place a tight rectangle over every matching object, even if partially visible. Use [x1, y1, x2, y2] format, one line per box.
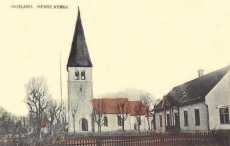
[49, 130, 230, 146]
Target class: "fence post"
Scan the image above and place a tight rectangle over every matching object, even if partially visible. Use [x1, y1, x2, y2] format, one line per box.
[227, 130, 230, 146]
[160, 133, 164, 145]
[96, 137, 103, 146]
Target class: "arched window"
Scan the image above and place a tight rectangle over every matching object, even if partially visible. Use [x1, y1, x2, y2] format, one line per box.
[117, 115, 122, 126]
[75, 70, 79, 80]
[81, 70, 85, 80]
[104, 116, 108, 126]
[82, 118, 88, 131]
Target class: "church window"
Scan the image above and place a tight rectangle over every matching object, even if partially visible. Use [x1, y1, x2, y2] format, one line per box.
[219, 107, 229, 124]
[79, 87, 82, 92]
[82, 118, 88, 131]
[81, 70, 85, 80]
[104, 116, 108, 126]
[117, 115, 122, 126]
[138, 116, 141, 125]
[75, 70, 79, 80]
[134, 123, 137, 130]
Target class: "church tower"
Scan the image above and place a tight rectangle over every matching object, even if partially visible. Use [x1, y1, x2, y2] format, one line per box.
[67, 8, 93, 133]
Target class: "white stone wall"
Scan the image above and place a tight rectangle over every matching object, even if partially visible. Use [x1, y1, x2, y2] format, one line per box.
[68, 67, 93, 133]
[179, 103, 209, 132]
[94, 114, 129, 132]
[93, 114, 149, 132]
[205, 72, 230, 130]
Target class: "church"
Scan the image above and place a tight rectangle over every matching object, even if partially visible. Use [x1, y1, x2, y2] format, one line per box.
[66, 8, 152, 133]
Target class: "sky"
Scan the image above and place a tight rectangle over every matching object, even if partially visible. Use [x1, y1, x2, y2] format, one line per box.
[0, 0, 230, 116]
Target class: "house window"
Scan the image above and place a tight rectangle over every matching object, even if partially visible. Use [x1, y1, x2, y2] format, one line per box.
[117, 115, 122, 126]
[219, 107, 229, 124]
[75, 70, 79, 80]
[104, 116, 108, 126]
[159, 115, 162, 127]
[81, 70, 85, 80]
[194, 109, 200, 126]
[184, 111, 188, 126]
[166, 114, 170, 126]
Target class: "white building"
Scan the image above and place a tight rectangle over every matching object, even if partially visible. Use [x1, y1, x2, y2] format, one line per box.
[153, 66, 230, 132]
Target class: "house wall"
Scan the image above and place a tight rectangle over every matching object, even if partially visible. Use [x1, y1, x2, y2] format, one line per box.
[155, 111, 166, 133]
[154, 107, 179, 133]
[179, 102, 209, 132]
[205, 71, 230, 130]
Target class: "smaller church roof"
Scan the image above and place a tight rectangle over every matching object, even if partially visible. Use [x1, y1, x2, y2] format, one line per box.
[67, 8, 92, 71]
[91, 98, 152, 116]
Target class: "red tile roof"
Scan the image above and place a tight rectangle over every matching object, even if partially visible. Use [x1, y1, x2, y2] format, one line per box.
[40, 121, 48, 129]
[90, 98, 152, 116]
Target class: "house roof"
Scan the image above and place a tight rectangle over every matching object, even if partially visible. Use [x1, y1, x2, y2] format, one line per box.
[67, 8, 92, 71]
[90, 98, 152, 116]
[155, 66, 230, 110]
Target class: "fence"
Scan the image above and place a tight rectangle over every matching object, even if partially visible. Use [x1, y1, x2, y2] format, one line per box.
[52, 130, 230, 146]
[40, 130, 230, 146]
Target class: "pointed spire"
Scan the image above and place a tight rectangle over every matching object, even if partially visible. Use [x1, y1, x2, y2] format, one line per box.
[67, 7, 93, 71]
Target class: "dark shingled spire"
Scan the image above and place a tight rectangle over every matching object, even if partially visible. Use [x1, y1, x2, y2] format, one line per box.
[67, 7, 92, 71]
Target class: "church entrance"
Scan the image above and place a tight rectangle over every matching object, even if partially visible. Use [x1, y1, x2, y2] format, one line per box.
[82, 118, 88, 131]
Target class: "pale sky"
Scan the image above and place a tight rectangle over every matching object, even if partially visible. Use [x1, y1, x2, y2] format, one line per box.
[0, 0, 230, 116]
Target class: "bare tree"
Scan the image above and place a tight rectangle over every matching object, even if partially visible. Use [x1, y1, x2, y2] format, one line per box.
[71, 109, 77, 133]
[115, 99, 129, 131]
[141, 94, 153, 130]
[46, 99, 61, 135]
[25, 77, 51, 140]
[92, 98, 107, 133]
[134, 101, 145, 132]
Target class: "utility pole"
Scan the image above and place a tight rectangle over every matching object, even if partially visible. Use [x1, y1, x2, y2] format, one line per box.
[60, 53, 65, 136]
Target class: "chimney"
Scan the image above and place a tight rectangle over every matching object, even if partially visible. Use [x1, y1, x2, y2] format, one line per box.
[198, 69, 204, 77]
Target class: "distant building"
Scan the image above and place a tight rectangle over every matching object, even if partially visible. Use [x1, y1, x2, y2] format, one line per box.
[40, 121, 48, 133]
[153, 66, 230, 132]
